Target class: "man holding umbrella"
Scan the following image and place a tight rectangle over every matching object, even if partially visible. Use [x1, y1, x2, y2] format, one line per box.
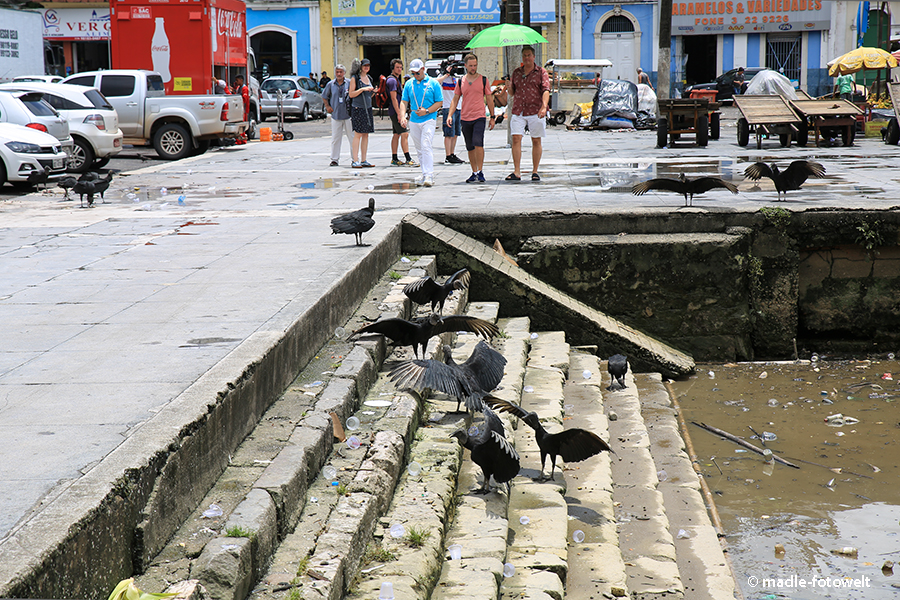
[508, 46, 550, 181]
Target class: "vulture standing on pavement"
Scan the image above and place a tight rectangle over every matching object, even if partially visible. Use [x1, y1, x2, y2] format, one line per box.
[450, 406, 520, 494]
[607, 354, 628, 391]
[58, 176, 77, 200]
[743, 160, 825, 201]
[349, 313, 499, 358]
[632, 173, 738, 206]
[484, 396, 614, 482]
[403, 267, 471, 316]
[389, 340, 506, 412]
[330, 198, 376, 246]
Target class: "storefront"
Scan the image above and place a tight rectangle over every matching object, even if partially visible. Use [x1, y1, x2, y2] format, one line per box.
[246, 2, 320, 80]
[41, 5, 111, 75]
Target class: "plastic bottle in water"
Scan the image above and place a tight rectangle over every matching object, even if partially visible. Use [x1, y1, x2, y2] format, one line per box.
[151, 18, 171, 82]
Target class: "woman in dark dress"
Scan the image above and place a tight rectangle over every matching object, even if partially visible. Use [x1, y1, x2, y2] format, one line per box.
[348, 58, 375, 168]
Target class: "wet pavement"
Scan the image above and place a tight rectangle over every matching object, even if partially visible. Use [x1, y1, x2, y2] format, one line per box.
[2, 106, 900, 589]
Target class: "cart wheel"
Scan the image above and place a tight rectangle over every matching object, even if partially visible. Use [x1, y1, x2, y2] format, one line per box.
[796, 121, 809, 147]
[553, 112, 567, 125]
[887, 118, 900, 145]
[697, 115, 709, 146]
[657, 118, 668, 148]
[757, 133, 763, 149]
[283, 131, 294, 141]
[710, 112, 720, 140]
[737, 118, 749, 147]
[841, 125, 853, 147]
[779, 133, 791, 147]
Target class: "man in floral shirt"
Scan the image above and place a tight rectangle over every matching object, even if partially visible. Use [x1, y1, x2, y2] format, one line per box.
[508, 46, 550, 182]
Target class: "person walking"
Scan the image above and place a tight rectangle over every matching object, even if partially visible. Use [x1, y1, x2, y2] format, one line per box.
[437, 63, 465, 164]
[319, 71, 331, 88]
[348, 58, 375, 168]
[447, 54, 495, 183]
[322, 64, 353, 166]
[508, 46, 550, 181]
[399, 59, 442, 187]
[387, 58, 416, 167]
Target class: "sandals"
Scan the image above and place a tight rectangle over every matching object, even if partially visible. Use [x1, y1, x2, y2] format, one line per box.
[505, 173, 521, 181]
[531, 173, 541, 181]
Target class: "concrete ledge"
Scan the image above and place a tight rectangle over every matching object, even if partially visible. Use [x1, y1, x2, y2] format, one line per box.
[194, 537, 253, 600]
[224, 489, 278, 581]
[254, 445, 310, 536]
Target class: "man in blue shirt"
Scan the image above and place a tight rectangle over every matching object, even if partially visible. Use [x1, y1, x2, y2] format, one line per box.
[400, 58, 442, 187]
[387, 58, 416, 166]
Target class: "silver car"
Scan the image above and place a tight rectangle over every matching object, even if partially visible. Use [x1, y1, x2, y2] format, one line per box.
[0, 91, 74, 161]
[260, 76, 324, 122]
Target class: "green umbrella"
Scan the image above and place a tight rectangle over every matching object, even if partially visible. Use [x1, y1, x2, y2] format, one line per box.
[466, 24, 548, 49]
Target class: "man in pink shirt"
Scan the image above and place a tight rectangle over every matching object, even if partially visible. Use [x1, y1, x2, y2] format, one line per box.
[448, 54, 495, 183]
[508, 46, 551, 182]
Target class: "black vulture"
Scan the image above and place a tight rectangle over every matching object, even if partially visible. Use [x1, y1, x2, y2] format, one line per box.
[58, 176, 77, 200]
[484, 396, 614, 482]
[450, 406, 520, 494]
[73, 178, 97, 208]
[389, 340, 506, 412]
[607, 354, 628, 391]
[26, 166, 52, 189]
[330, 198, 375, 246]
[743, 160, 826, 200]
[349, 313, 499, 358]
[93, 172, 113, 202]
[403, 268, 470, 316]
[632, 173, 738, 206]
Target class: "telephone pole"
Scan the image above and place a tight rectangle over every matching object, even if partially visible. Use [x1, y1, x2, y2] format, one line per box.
[658, 0, 672, 99]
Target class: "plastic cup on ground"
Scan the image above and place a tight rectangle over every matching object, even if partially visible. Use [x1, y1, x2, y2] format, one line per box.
[323, 466, 337, 480]
[346, 416, 360, 430]
[389, 523, 405, 538]
[346, 435, 361, 450]
[407, 461, 422, 476]
[503, 563, 516, 577]
[379, 581, 394, 600]
[572, 530, 585, 543]
[448, 544, 462, 560]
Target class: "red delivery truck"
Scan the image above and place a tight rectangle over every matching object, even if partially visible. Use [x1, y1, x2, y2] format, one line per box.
[108, 0, 247, 96]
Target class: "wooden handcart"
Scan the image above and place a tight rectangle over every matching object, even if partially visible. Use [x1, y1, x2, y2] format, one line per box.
[789, 98, 863, 147]
[883, 82, 900, 145]
[733, 95, 803, 148]
[656, 98, 721, 148]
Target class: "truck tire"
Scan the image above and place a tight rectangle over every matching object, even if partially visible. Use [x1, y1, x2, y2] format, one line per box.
[153, 123, 191, 160]
[657, 118, 668, 148]
[188, 139, 210, 157]
[697, 115, 709, 146]
[69, 137, 95, 173]
[737, 118, 750, 147]
[709, 112, 720, 140]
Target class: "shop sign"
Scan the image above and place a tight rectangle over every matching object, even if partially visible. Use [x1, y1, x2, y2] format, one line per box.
[42, 8, 111, 41]
[672, 0, 830, 34]
[333, 0, 555, 27]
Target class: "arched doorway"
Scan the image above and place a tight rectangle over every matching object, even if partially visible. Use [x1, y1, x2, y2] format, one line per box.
[595, 13, 639, 82]
[250, 26, 297, 78]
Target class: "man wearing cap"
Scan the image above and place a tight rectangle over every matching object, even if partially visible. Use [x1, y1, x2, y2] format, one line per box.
[399, 59, 442, 187]
[322, 64, 353, 167]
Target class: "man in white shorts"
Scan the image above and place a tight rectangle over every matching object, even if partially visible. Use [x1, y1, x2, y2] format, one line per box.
[507, 46, 551, 181]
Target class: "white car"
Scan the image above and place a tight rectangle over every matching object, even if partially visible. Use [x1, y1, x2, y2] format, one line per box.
[0, 122, 69, 186]
[0, 82, 123, 172]
[0, 90, 73, 163]
[12, 75, 64, 84]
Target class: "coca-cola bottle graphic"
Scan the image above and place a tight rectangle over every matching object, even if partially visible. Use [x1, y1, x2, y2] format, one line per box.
[210, 8, 217, 53]
[151, 17, 171, 82]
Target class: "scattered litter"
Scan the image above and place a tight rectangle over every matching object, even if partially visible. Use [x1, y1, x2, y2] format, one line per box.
[523, 386, 534, 393]
[763, 449, 774, 464]
[160, 187, 168, 195]
[400, 257, 411, 263]
[378, 581, 394, 600]
[323, 466, 337, 480]
[407, 462, 422, 476]
[346, 416, 360, 430]
[202, 504, 223, 518]
[708, 370, 715, 379]
[883, 560, 894, 573]
[883, 373, 893, 380]
[775, 543, 786, 557]
[331, 481, 339, 486]
[310, 497, 318, 503]
[503, 563, 516, 577]
[831, 547, 858, 558]
[572, 530, 585, 543]
[811, 354, 819, 362]
[759, 371, 768, 379]
[835, 432, 845, 437]
[364, 400, 393, 407]
[389, 523, 405, 538]
[309, 381, 324, 387]
[334, 327, 346, 339]
[676, 529, 691, 539]
[826, 478, 835, 488]
[361, 565, 383, 574]
[657, 469, 668, 482]
[448, 544, 462, 560]
[519, 516, 530, 525]
[762, 431, 777, 442]
[530, 333, 539, 340]
[564, 404, 574, 416]
[767, 399, 779, 407]
[735, 449, 748, 453]
[346, 435, 361, 450]
[178, 195, 185, 205]
[582, 370, 592, 379]
[608, 411, 618, 421]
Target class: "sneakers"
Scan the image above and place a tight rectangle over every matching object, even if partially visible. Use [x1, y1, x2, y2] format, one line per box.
[414, 175, 425, 186]
[330, 160, 339, 167]
[404, 159, 419, 167]
[445, 154, 464, 164]
[423, 176, 434, 187]
[477, 171, 485, 183]
[466, 173, 479, 183]
[391, 158, 403, 166]
[352, 161, 362, 169]
[361, 161, 374, 168]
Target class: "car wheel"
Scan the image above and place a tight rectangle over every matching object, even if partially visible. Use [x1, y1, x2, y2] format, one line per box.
[70, 138, 95, 173]
[300, 104, 309, 122]
[93, 156, 111, 169]
[153, 123, 191, 160]
[0, 159, 6, 188]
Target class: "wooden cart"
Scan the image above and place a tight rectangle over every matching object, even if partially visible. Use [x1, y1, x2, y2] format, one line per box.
[656, 98, 721, 148]
[789, 98, 863, 147]
[883, 82, 900, 145]
[733, 95, 803, 148]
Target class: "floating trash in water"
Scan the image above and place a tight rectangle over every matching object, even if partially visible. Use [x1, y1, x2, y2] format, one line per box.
[202, 503, 223, 518]
[735, 449, 748, 453]
[389, 523, 405, 538]
[407, 462, 422, 476]
[763, 449, 774, 464]
[346, 416, 360, 430]
[519, 516, 530, 525]
[468, 425, 479, 436]
[572, 530, 585, 543]
[820, 390, 829, 396]
[448, 544, 462, 561]
[523, 386, 534, 393]
[708, 370, 715, 379]
[334, 326, 346, 339]
[323, 466, 337, 480]
[762, 431, 777, 442]
[378, 581, 394, 600]
[503, 563, 516, 577]
[400, 256, 411, 263]
[775, 543, 786, 557]
[582, 370, 592, 380]
[657, 469, 668, 482]
[825, 413, 845, 425]
[346, 435, 361, 450]
[767, 399, 779, 407]
[826, 478, 835, 488]
[883, 373, 893, 380]
[835, 432, 845, 437]
[759, 371, 768, 379]
[811, 354, 819, 363]
[889, 353, 896, 360]
[530, 333, 538, 340]
[676, 529, 691, 539]
[831, 547, 858, 557]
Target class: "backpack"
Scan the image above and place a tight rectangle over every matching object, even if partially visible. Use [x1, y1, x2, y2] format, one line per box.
[373, 74, 390, 111]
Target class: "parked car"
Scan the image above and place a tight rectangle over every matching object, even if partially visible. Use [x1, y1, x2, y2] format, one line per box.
[12, 75, 64, 84]
[682, 67, 770, 102]
[0, 122, 69, 187]
[260, 76, 324, 121]
[63, 70, 247, 160]
[0, 82, 123, 172]
[0, 90, 73, 161]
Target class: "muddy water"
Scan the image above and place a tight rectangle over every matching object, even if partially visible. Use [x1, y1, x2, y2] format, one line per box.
[669, 360, 900, 599]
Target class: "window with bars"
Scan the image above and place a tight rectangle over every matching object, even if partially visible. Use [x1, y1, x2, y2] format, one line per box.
[765, 34, 801, 82]
[431, 37, 472, 60]
[601, 15, 634, 33]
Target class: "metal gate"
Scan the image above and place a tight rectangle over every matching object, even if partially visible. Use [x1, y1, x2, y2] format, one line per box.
[765, 34, 801, 82]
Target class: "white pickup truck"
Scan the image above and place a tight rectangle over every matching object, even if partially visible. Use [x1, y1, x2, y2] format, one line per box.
[62, 70, 248, 160]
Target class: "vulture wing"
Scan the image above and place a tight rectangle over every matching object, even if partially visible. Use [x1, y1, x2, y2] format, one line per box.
[743, 162, 775, 181]
[446, 268, 471, 290]
[403, 276, 441, 305]
[430, 315, 500, 339]
[389, 359, 466, 399]
[462, 340, 507, 393]
[554, 429, 615, 463]
[781, 160, 826, 189]
[632, 178, 686, 196]
[691, 177, 739, 195]
[350, 318, 417, 343]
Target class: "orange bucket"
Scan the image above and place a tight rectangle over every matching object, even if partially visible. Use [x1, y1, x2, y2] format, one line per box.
[259, 127, 272, 141]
